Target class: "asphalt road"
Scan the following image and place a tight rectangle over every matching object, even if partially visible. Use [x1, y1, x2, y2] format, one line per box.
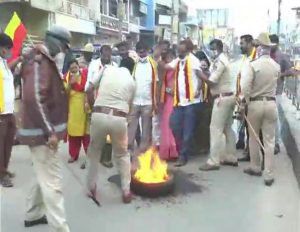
[1, 142, 299, 232]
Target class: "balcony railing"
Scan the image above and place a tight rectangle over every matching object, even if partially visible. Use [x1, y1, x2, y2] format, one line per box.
[99, 14, 129, 33]
[285, 76, 300, 112]
[57, 0, 95, 21]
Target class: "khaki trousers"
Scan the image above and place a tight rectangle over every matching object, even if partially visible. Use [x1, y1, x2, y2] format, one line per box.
[207, 96, 237, 165]
[87, 112, 131, 192]
[26, 145, 70, 232]
[247, 100, 277, 177]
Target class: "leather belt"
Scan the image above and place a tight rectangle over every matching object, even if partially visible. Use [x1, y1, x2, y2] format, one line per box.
[250, 96, 276, 102]
[93, 106, 127, 118]
[212, 92, 234, 100]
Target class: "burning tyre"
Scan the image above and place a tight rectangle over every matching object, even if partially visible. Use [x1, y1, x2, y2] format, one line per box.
[130, 147, 175, 198]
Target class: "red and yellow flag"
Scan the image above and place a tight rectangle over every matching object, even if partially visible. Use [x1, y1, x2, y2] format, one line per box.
[4, 12, 27, 63]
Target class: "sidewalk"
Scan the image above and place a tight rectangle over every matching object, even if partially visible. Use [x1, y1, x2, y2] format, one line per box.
[279, 94, 300, 187]
[1, 140, 300, 232]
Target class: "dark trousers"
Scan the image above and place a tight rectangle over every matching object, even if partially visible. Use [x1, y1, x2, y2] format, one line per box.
[0, 114, 16, 177]
[170, 104, 198, 161]
[192, 102, 213, 153]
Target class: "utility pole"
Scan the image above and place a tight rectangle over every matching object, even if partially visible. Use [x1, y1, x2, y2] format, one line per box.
[170, 1, 175, 45]
[117, 0, 125, 41]
[277, 0, 282, 35]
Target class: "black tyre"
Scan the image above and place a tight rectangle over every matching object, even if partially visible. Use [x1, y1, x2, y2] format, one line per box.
[130, 172, 175, 198]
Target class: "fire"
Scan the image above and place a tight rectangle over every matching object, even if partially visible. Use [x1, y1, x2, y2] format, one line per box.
[134, 147, 169, 184]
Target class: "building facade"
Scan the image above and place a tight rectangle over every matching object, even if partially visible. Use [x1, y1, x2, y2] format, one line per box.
[0, 0, 145, 49]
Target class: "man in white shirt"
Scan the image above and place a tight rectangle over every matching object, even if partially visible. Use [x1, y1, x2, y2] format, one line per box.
[127, 41, 157, 156]
[0, 33, 16, 187]
[85, 45, 118, 168]
[87, 45, 118, 84]
[164, 40, 202, 166]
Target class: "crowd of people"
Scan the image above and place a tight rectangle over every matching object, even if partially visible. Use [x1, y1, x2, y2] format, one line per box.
[0, 24, 298, 232]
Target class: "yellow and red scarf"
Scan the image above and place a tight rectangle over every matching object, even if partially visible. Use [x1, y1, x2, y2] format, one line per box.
[173, 55, 194, 106]
[236, 47, 256, 96]
[0, 68, 4, 113]
[202, 82, 209, 102]
[133, 57, 157, 111]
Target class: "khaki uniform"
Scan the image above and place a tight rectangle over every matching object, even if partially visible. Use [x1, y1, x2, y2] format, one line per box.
[241, 55, 280, 179]
[207, 53, 237, 166]
[86, 66, 136, 193]
[26, 146, 70, 232]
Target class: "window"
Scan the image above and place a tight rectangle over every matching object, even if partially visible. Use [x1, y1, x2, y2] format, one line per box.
[198, 8, 228, 28]
[100, 0, 108, 15]
[109, 0, 118, 18]
[211, 10, 218, 27]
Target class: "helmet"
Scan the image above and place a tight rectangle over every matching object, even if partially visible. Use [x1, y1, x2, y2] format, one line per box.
[46, 25, 71, 48]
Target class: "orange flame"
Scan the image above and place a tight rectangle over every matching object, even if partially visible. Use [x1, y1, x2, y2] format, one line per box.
[134, 147, 169, 184]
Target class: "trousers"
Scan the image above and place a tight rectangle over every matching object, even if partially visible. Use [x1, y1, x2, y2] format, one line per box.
[87, 112, 131, 192]
[0, 114, 16, 177]
[247, 100, 277, 177]
[207, 96, 237, 165]
[26, 145, 70, 232]
[127, 105, 152, 154]
[68, 135, 90, 160]
[170, 104, 198, 161]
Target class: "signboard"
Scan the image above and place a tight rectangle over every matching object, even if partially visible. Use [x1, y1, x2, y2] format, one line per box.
[100, 14, 129, 33]
[163, 28, 172, 40]
[139, 2, 147, 15]
[55, 13, 96, 35]
[156, 0, 172, 8]
[158, 15, 171, 25]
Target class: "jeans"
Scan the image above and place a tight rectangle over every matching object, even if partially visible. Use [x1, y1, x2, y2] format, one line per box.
[170, 104, 198, 161]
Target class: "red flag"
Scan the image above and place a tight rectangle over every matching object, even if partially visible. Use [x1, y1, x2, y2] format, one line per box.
[4, 12, 27, 63]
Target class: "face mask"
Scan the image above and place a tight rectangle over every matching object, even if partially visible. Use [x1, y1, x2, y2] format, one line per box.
[4, 49, 12, 59]
[54, 52, 66, 73]
[1, 48, 12, 59]
[140, 57, 147, 62]
[240, 47, 247, 55]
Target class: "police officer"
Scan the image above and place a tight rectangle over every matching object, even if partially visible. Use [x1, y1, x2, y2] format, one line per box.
[85, 64, 136, 204]
[19, 25, 71, 231]
[199, 39, 238, 171]
[240, 32, 280, 186]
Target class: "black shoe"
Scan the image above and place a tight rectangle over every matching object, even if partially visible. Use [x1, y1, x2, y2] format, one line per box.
[24, 215, 48, 227]
[264, 179, 275, 186]
[274, 144, 280, 155]
[174, 158, 187, 167]
[243, 168, 262, 177]
[220, 160, 238, 167]
[236, 140, 245, 150]
[80, 161, 86, 169]
[101, 161, 113, 168]
[0, 175, 13, 188]
[238, 156, 250, 162]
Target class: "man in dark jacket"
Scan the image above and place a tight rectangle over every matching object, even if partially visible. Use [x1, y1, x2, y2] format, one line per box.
[18, 25, 71, 232]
